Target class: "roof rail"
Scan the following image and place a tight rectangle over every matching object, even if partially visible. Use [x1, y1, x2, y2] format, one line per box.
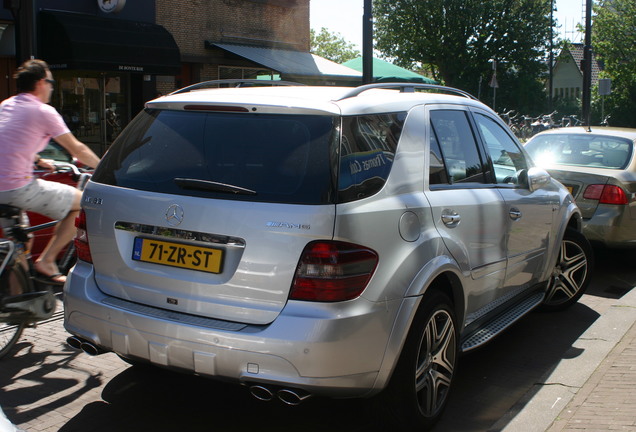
[170, 79, 305, 95]
[337, 83, 477, 101]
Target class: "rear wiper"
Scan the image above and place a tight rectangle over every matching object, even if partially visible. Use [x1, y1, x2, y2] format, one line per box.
[174, 178, 257, 195]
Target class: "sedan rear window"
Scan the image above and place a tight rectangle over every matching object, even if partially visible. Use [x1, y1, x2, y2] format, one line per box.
[525, 134, 633, 170]
[92, 109, 337, 204]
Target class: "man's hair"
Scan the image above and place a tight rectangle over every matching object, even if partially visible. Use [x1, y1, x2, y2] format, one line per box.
[14, 59, 50, 93]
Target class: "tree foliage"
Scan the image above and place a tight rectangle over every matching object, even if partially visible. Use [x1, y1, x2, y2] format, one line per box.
[593, 0, 636, 127]
[310, 28, 360, 64]
[373, 0, 553, 114]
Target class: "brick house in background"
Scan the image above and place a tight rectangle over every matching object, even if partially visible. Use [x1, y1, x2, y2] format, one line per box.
[156, 0, 360, 95]
[551, 43, 603, 104]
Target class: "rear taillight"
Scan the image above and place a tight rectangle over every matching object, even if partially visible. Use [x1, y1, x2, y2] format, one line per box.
[289, 241, 378, 302]
[583, 184, 628, 205]
[74, 209, 93, 263]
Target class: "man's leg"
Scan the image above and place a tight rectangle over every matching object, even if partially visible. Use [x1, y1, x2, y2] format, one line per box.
[33, 189, 82, 283]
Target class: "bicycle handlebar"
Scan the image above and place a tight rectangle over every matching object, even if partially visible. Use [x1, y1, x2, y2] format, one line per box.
[52, 162, 82, 176]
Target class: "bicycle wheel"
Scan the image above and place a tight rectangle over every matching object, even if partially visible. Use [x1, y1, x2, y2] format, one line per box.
[0, 250, 34, 359]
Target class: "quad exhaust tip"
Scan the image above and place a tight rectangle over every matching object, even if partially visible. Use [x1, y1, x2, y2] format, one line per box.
[248, 384, 312, 405]
[66, 336, 104, 356]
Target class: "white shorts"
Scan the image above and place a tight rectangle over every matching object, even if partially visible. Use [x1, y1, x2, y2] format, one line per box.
[0, 179, 77, 221]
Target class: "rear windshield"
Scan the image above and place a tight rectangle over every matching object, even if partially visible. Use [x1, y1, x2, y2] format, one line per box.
[92, 109, 338, 204]
[525, 134, 633, 170]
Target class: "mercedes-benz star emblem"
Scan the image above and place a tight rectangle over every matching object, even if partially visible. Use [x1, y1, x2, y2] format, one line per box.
[165, 204, 184, 226]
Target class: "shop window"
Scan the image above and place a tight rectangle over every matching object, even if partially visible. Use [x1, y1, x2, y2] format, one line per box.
[51, 72, 129, 156]
[218, 66, 278, 82]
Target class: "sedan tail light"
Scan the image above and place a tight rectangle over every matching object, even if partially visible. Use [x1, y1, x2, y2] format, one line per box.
[290, 241, 378, 302]
[74, 209, 93, 263]
[582, 184, 628, 205]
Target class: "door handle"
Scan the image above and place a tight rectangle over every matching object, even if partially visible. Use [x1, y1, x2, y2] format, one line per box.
[441, 210, 461, 226]
[509, 207, 522, 220]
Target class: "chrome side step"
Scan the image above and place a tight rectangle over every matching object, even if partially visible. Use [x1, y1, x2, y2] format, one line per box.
[461, 291, 545, 352]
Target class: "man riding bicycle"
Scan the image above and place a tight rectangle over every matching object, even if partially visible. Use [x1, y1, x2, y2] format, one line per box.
[0, 59, 100, 285]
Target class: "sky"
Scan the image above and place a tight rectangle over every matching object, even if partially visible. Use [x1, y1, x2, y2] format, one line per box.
[310, 0, 586, 50]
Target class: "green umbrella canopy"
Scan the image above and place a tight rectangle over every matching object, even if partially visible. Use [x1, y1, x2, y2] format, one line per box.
[342, 57, 436, 84]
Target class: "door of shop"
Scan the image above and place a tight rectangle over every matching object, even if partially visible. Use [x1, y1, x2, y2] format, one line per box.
[0, 56, 16, 101]
[51, 72, 129, 156]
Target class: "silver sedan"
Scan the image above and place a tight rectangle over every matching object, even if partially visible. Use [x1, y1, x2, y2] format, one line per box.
[525, 127, 636, 248]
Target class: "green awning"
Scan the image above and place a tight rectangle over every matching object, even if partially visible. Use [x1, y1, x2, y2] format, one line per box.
[342, 57, 436, 84]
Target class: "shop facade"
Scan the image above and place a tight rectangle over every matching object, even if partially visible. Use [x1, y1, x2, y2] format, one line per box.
[1, 0, 180, 156]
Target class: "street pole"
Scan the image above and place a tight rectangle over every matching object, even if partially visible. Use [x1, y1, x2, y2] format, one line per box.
[489, 59, 498, 112]
[549, 0, 554, 110]
[362, 0, 373, 84]
[581, 0, 593, 126]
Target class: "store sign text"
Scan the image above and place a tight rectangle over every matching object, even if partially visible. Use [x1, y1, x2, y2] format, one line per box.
[119, 65, 144, 72]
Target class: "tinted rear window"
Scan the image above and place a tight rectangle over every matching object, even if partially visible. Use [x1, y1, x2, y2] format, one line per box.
[337, 112, 406, 202]
[92, 109, 337, 204]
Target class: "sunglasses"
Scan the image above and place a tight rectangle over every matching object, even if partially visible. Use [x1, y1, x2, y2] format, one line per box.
[45, 78, 55, 86]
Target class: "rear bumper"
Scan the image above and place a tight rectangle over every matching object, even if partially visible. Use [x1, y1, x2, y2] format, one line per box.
[63, 261, 401, 398]
[583, 206, 636, 248]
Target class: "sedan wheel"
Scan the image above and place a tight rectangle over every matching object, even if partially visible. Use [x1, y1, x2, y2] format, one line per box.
[542, 228, 593, 311]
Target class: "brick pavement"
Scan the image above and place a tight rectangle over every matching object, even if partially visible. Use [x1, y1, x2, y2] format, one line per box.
[0, 301, 128, 432]
[547, 320, 636, 431]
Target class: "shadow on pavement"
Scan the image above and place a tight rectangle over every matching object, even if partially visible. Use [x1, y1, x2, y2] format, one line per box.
[0, 343, 102, 426]
[434, 301, 600, 431]
[59, 365, 380, 432]
[434, 246, 634, 431]
[587, 246, 636, 299]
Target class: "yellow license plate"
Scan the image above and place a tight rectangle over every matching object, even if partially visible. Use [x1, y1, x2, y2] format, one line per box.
[132, 237, 223, 274]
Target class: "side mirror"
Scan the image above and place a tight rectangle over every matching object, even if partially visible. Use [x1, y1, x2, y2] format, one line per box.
[527, 167, 551, 192]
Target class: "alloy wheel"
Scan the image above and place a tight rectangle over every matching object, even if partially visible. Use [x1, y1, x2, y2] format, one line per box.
[544, 238, 588, 306]
[414, 309, 456, 417]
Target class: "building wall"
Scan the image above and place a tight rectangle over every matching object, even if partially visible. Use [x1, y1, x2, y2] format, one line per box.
[552, 55, 582, 101]
[156, 0, 309, 91]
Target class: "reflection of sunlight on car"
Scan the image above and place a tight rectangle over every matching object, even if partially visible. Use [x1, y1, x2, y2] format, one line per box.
[533, 150, 558, 166]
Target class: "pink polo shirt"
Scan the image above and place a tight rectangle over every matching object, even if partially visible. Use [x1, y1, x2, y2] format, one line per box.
[0, 93, 70, 191]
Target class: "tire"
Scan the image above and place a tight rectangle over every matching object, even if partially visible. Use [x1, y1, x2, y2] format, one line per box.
[378, 290, 458, 430]
[541, 228, 593, 311]
[0, 251, 34, 359]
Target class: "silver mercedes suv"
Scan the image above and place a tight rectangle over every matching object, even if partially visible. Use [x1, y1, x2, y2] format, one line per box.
[64, 81, 592, 429]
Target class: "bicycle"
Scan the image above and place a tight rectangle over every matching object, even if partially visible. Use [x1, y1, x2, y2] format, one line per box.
[601, 115, 611, 127]
[561, 114, 582, 127]
[0, 163, 90, 359]
[499, 109, 522, 138]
